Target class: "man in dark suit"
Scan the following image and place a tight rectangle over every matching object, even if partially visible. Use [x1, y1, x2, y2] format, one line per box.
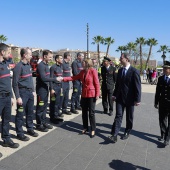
[155, 61, 170, 146]
[101, 57, 116, 116]
[108, 53, 141, 143]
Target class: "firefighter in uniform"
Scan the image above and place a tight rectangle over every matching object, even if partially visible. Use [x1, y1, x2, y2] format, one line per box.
[13, 48, 38, 141]
[101, 57, 116, 116]
[36, 50, 62, 131]
[50, 55, 64, 122]
[70, 52, 84, 114]
[0, 43, 19, 152]
[60, 52, 72, 115]
[155, 61, 170, 146]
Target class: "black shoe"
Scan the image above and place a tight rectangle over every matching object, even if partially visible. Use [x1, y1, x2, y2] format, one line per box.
[43, 123, 53, 129]
[0, 152, 2, 158]
[63, 110, 72, 115]
[54, 116, 64, 121]
[27, 130, 39, 137]
[70, 109, 79, 114]
[36, 125, 49, 132]
[58, 113, 64, 118]
[108, 112, 113, 116]
[50, 119, 60, 124]
[164, 140, 169, 146]
[17, 135, 30, 141]
[158, 136, 164, 141]
[90, 132, 95, 138]
[80, 129, 88, 135]
[103, 111, 108, 114]
[121, 132, 130, 140]
[2, 139, 19, 148]
[108, 135, 117, 143]
[76, 106, 82, 111]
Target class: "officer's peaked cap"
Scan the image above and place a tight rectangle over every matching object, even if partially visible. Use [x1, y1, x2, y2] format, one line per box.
[163, 61, 170, 68]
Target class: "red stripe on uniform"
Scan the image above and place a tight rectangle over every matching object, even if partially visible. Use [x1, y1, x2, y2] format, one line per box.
[0, 74, 11, 78]
[55, 73, 62, 76]
[78, 68, 83, 70]
[46, 73, 50, 75]
[20, 74, 32, 78]
[63, 70, 70, 72]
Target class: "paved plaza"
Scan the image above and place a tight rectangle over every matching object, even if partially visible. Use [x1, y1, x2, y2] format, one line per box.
[0, 81, 170, 170]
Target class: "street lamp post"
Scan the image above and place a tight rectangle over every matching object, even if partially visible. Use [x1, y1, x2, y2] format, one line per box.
[87, 23, 89, 58]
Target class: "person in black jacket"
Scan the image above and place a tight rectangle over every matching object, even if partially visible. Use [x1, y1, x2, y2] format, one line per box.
[108, 53, 141, 143]
[13, 48, 38, 141]
[36, 50, 62, 131]
[0, 43, 19, 149]
[154, 61, 170, 146]
[70, 52, 84, 114]
[101, 57, 116, 116]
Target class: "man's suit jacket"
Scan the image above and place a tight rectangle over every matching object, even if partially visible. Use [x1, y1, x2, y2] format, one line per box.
[101, 65, 116, 90]
[63, 68, 100, 98]
[155, 75, 170, 108]
[113, 66, 141, 106]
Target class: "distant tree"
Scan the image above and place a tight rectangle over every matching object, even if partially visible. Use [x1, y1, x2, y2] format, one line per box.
[126, 42, 137, 56]
[0, 35, 8, 43]
[135, 37, 146, 72]
[92, 36, 104, 66]
[157, 45, 170, 64]
[145, 38, 158, 70]
[115, 46, 127, 55]
[103, 37, 115, 57]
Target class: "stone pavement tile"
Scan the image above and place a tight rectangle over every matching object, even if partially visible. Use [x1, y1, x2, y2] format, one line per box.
[19, 156, 57, 170]
[146, 154, 170, 170]
[52, 152, 94, 170]
[120, 153, 146, 168]
[84, 160, 113, 170]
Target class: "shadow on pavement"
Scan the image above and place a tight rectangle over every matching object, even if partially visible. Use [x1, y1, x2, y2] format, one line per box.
[109, 159, 151, 170]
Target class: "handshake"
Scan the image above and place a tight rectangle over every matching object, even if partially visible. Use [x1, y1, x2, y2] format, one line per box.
[56, 76, 63, 82]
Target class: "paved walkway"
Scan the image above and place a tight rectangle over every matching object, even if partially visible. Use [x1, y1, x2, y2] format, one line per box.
[1, 81, 170, 170]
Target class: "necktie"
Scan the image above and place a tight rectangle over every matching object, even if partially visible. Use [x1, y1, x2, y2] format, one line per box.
[122, 68, 126, 78]
[166, 76, 169, 84]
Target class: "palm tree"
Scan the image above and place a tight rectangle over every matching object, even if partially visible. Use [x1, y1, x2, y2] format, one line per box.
[135, 37, 146, 72]
[145, 38, 158, 69]
[0, 35, 8, 43]
[103, 37, 115, 57]
[126, 42, 137, 55]
[157, 45, 170, 64]
[92, 36, 104, 66]
[115, 46, 127, 55]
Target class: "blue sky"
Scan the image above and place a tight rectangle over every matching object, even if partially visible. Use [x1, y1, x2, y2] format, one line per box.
[1, 0, 170, 61]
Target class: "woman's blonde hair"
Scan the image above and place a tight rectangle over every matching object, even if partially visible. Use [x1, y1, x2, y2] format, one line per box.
[83, 58, 93, 69]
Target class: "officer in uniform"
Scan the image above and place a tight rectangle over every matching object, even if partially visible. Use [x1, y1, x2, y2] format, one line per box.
[155, 61, 170, 146]
[13, 48, 38, 141]
[36, 50, 62, 131]
[0, 43, 19, 150]
[50, 54, 64, 122]
[60, 52, 72, 115]
[70, 52, 84, 114]
[101, 56, 116, 116]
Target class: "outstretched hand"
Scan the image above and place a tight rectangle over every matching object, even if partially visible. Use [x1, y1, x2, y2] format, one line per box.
[57, 76, 63, 82]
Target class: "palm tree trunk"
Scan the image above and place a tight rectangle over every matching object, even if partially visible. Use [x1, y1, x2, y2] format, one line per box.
[97, 44, 100, 66]
[140, 45, 143, 73]
[106, 45, 110, 57]
[145, 46, 152, 70]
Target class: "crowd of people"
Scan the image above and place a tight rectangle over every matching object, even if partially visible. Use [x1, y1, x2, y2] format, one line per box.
[0, 42, 170, 159]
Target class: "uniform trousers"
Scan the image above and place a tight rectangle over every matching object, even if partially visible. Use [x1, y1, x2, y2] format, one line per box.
[60, 82, 69, 112]
[158, 105, 170, 141]
[71, 81, 81, 110]
[0, 94, 11, 142]
[36, 86, 49, 125]
[102, 87, 113, 112]
[49, 85, 61, 119]
[16, 89, 34, 136]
